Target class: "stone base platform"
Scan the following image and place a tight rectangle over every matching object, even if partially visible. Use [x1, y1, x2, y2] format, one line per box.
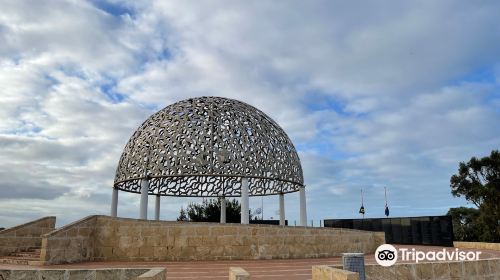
[40, 215, 385, 265]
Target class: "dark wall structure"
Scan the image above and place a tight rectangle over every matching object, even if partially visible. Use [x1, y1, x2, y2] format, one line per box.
[324, 216, 454, 247]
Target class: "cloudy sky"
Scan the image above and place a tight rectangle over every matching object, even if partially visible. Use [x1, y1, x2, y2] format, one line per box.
[1, 0, 499, 227]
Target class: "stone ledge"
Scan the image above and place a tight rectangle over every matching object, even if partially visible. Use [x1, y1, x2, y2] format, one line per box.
[136, 268, 166, 280]
[42, 215, 97, 238]
[364, 258, 500, 280]
[0, 217, 56, 236]
[454, 241, 500, 251]
[229, 267, 250, 280]
[0, 268, 157, 280]
[312, 265, 359, 280]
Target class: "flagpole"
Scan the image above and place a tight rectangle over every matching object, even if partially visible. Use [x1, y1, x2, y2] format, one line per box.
[384, 187, 390, 217]
[385, 187, 387, 204]
[261, 196, 264, 220]
[361, 189, 364, 219]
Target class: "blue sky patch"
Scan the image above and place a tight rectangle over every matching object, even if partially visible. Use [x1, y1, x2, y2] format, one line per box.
[89, 0, 135, 17]
[302, 91, 350, 116]
[100, 81, 125, 103]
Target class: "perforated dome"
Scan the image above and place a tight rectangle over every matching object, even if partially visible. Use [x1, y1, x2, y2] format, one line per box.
[114, 96, 304, 197]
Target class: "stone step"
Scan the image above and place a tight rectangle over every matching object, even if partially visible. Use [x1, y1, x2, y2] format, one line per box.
[10, 252, 40, 258]
[27, 260, 45, 266]
[0, 257, 33, 265]
[29, 248, 41, 254]
[1, 248, 42, 265]
[2, 255, 39, 261]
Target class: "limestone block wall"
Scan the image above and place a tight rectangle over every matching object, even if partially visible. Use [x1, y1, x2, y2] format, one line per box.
[42, 215, 384, 264]
[365, 259, 500, 279]
[313, 258, 500, 279]
[0, 268, 164, 280]
[454, 241, 500, 251]
[93, 216, 384, 262]
[41, 216, 97, 264]
[0, 216, 56, 256]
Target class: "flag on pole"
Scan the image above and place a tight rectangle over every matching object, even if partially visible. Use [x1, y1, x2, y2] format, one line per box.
[384, 187, 390, 217]
[359, 189, 365, 216]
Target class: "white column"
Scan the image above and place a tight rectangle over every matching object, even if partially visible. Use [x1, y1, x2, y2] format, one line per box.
[155, 195, 160, 221]
[279, 193, 285, 226]
[220, 197, 227, 224]
[241, 178, 249, 224]
[139, 178, 149, 220]
[299, 186, 307, 226]
[110, 188, 118, 217]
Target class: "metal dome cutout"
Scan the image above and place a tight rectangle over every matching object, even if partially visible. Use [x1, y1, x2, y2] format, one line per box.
[114, 96, 304, 197]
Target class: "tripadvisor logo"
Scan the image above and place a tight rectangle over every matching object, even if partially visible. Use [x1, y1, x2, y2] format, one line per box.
[375, 244, 398, 267]
[375, 244, 482, 266]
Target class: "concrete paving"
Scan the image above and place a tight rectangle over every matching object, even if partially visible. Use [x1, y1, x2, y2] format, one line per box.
[1, 245, 499, 280]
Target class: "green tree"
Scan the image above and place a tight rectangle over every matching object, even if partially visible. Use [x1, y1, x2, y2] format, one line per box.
[177, 198, 244, 223]
[450, 150, 500, 242]
[447, 207, 480, 241]
[177, 207, 188, 221]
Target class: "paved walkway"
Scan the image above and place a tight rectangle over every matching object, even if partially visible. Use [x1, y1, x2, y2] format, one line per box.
[1, 245, 499, 280]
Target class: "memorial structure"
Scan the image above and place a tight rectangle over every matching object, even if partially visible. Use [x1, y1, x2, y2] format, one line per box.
[111, 96, 307, 226]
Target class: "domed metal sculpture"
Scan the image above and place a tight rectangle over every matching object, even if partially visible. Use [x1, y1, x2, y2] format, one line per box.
[111, 96, 307, 226]
[114, 96, 303, 197]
